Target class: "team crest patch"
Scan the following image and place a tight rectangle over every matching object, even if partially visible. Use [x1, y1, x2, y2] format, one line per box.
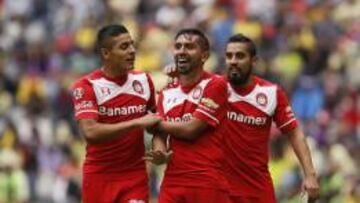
[256, 93, 268, 107]
[132, 80, 144, 94]
[200, 97, 219, 109]
[73, 87, 84, 100]
[192, 86, 203, 99]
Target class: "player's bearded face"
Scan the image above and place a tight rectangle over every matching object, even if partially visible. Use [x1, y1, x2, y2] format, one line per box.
[225, 42, 255, 86]
[173, 34, 205, 75]
[104, 33, 136, 72]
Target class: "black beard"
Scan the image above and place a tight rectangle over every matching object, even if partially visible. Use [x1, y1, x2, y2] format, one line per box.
[177, 65, 192, 75]
[176, 59, 201, 75]
[228, 69, 251, 86]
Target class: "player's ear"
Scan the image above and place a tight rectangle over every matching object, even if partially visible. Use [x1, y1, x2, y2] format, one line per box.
[252, 55, 258, 67]
[100, 48, 110, 60]
[201, 51, 210, 63]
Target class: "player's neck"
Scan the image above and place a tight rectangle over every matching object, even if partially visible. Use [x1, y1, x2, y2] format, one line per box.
[102, 64, 128, 79]
[233, 76, 254, 90]
[179, 67, 204, 87]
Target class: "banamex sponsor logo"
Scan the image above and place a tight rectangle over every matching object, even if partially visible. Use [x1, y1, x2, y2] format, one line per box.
[166, 113, 192, 122]
[99, 104, 146, 116]
[227, 111, 267, 125]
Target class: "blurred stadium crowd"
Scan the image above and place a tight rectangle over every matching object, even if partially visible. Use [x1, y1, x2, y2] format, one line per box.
[0, 0, 359, 202]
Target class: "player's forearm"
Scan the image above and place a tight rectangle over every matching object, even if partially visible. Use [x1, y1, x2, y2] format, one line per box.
[158, 120, 205, 141]
[158, 122, 197, 140]
[152, 134, 167, 152]
[288, 128, 317, 177]
[80, 119, 141, 144]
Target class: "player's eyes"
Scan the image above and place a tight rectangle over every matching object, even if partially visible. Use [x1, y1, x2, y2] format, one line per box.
[225, 52, 247, 60]
[174, 43, 195, 50]
[236, 53, 246, 59]
[119, 43, 129, 50]
[236, 53, 242, 58]
[118, 41, 135, 50]
[225, 53, 233, 59]
[185, 44, 195, 49]
[174, 43, 182, 49]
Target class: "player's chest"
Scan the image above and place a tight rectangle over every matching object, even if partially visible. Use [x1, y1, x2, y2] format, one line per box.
[163, 99, 199, 122]
[98, 94, 147, 121]
[227, 102, 272, 127]
[162, 89, 203, 120]
[90, 76, 150, 121]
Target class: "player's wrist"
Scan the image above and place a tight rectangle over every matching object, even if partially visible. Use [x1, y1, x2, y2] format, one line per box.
[304, 170, 317, 178]
[155, 122, 167, 138]
[132, 117, 143, 128]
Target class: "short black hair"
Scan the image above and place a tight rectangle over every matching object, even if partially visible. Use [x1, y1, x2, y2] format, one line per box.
[227, 34, 257, 57]
[175, 28, 210, 52]
[96, 24, 129, 51]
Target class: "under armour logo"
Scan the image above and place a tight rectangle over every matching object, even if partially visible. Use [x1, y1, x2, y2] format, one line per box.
[167, 98, 177, 104]
[100, 87, 111, 95]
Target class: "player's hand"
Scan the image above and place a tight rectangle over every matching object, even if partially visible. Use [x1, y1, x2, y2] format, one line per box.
[302, 175, 320, 202]
[136, 113, 161, 128]
[164, 64, 178, 87]
[164, 63, 178, 77]
[143, 150, 173, 165]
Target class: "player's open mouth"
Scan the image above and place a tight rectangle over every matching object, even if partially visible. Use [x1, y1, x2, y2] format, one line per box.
[127, 58, 135, 63]
[177, 58, 189, 65]
[229, 71, 241, 78]
[229, 69, 240, 75]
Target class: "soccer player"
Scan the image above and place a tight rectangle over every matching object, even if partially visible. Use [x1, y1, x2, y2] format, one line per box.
[148, 28, 231, 203]
[223, 33, 320, 203]
[70, 24, 161, 203]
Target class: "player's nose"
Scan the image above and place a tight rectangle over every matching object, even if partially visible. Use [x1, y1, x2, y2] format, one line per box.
[128, 44, 135, 54]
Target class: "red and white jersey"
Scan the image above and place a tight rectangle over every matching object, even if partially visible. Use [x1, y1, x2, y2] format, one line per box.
[71, 69, 155, 175]
[223, 76, 298, 196]
[157, 72, 229, 190]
